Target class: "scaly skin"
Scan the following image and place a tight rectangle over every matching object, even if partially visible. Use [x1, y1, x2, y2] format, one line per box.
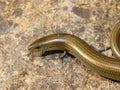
[28, 22, 120, 81]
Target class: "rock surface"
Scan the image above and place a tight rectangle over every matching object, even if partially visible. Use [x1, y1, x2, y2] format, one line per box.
[0, 0, 120, 89]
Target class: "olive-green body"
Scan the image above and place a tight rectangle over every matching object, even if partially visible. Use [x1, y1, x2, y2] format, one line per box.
[28, 22, 120, 81]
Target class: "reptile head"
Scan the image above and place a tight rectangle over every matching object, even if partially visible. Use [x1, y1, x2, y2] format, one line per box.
[28, 33, 63, 54]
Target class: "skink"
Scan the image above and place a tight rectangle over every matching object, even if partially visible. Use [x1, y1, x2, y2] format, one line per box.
[28, 22, 120, 81]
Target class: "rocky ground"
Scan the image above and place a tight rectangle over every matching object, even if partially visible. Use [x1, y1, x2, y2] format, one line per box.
[0, 0, 120, 90]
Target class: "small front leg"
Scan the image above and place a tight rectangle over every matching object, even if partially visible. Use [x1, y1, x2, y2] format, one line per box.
[59, 50, 67, 58]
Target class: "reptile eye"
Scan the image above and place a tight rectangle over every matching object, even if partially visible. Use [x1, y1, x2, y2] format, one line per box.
[36, 46, 40, 49]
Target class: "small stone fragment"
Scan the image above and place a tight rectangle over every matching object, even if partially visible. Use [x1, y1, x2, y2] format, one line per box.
[72, 6, 90, 18]
[13, 8, 23, 17]
[0, 17, 9, 34]
[79, 27, 85, 33]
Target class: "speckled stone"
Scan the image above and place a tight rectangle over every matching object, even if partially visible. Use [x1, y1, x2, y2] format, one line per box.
[0, 0, 120, 90]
